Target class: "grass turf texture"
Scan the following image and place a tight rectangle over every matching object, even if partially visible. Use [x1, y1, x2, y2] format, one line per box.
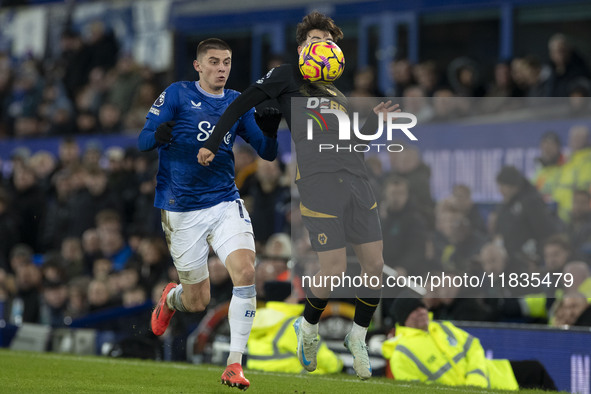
[0, 349, 557, 393]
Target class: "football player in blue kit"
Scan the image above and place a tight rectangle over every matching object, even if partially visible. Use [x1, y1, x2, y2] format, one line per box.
[138, 38, 281, 391]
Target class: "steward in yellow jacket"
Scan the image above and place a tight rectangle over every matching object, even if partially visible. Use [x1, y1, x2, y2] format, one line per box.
[247, 301, 343, 374]
[382, 297, 556, 391]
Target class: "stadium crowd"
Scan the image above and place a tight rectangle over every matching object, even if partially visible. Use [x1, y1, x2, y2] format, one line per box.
[0, 18, 591, 364]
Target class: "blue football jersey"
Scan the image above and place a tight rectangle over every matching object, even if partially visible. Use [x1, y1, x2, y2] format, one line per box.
[138, 81, 277, 212]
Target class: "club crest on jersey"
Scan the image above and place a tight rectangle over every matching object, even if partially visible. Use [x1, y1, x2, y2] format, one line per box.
[154, 92, 166, 107]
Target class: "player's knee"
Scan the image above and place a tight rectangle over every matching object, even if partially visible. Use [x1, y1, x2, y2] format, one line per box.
[235, 263, 255, 285]
[184, 291, 210, 312]
[364, 257, 384, 276]
[322, 260, 347, 276]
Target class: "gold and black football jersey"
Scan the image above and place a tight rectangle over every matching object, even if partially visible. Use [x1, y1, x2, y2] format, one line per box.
[253, 63, 369, 181]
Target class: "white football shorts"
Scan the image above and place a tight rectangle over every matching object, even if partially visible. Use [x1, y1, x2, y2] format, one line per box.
[161, 199, 255, 284]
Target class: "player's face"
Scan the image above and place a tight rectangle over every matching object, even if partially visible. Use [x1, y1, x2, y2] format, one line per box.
[297, 29, 334, 55]
[193, 49, 232, 94]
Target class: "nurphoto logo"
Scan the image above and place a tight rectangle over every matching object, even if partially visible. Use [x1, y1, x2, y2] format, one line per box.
[305, 97, 418, 152]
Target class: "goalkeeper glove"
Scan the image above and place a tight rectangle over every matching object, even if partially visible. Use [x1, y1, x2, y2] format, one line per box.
[155, 121, 175, 144]
[255, 107, 282, 138]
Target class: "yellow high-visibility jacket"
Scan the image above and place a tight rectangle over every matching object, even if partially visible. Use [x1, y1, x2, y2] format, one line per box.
[246, 301, 343, 374]
[554, 147, 591, 221]
[533, 162, 563, 203]
[382, 321, 519, 390]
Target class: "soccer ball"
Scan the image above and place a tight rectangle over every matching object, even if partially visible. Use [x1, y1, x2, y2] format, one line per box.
[298, 40, 345, 83]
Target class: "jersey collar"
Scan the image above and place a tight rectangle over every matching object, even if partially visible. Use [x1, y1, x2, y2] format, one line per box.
[195, 81, 225, 98]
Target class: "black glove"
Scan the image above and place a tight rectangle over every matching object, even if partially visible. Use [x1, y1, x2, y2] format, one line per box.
[155, 121, 175, 144]
[255, 107, 282, 138]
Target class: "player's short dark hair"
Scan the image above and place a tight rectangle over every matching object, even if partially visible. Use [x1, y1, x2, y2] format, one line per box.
[196, 38, 232, 59]
[296, 11, 344, 45]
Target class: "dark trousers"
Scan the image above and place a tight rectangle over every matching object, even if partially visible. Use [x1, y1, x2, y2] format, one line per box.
[510, 360, 557, 391]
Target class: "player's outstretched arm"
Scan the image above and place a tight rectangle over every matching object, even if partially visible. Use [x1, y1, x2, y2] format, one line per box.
[237, 107, 281, 161]
[138, 119, 176, 151]
[198, 86, 270, 166]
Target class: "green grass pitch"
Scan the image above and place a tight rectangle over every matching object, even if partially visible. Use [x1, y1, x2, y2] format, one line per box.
[0, 349, 555, 393]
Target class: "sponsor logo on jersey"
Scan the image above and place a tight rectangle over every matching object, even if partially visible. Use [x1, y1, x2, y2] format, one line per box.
[149, 107, 160, 116]
[256, 68, 275, 84]
[154, 92, 166, 107]
[191, 100, 202, 109]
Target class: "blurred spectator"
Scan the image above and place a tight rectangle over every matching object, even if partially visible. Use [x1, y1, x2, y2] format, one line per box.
[0, 52, 13, 137]
[413, 60, 439, 96]
[10, 164, 46, 252]
[486, 61, 522, 98]
[13, 262, 42, 324]
[563, 261, 591, 297]
[105, 55, 143, 116]
[554, 125, 591, 222]
[8, 243, 34, 275]
[401, 86, 434, 123]
[38, 82, 75, 135]
[136, 236, 170, 292]
[450, 184, 486, 234]
[546, 34, 591, 97]
[388, 58, 414, 97]
[542, 234, 571, 275]
[234, 144, 258, 195]
[97, 102, 123, 134]
[28, 150, 57, 193]
[58, 29, 92, 103]
[424, 274, 496, 322]
[568, 190, 591, 261]
[348, 67, 378, 97]
[6, 61, 44, 137]
[82, 140, 103, 169]
[494, 165, 562, 262]
[59, 236, 85, 279]
[431, 204, 485, 273]
[81, 228, 101, 273]
[92, 257, 113, 280]
[447, 57, 485, 97]
[87, 278, 120, 312]
[551, 292, 591, 327]
[67, 168, 122, 235]
[95, 209, 134, 271]
[131, 169, 161, 236]
[55, 137, 81, 172]
[106, 146, 139, 226]
[430, 88, 459, 122]
[39, 279, 68, 327]
[379, 175, 427, 276]
[122, 286, 147, 308]
[517, 55, 549, 97]
[40, 170, 72, 251]
[532, 131, 564, 203]
[75, 67, 109, 114]
[65, 276, 90, 320]
[246, 158, 290, 248]
[86, 21, 119, 73]
[0, 188, 20, 269]
[75, 110, 100, 134]
[124, 81, 159, 130]
[388, 145, 435, 228]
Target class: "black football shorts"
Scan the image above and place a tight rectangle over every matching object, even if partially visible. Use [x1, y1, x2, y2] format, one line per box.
[296, 171, 382, 252]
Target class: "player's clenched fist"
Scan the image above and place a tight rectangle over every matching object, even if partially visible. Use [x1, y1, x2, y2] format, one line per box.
[155, 121, 175, 144]
[197, 147, 215, 166]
